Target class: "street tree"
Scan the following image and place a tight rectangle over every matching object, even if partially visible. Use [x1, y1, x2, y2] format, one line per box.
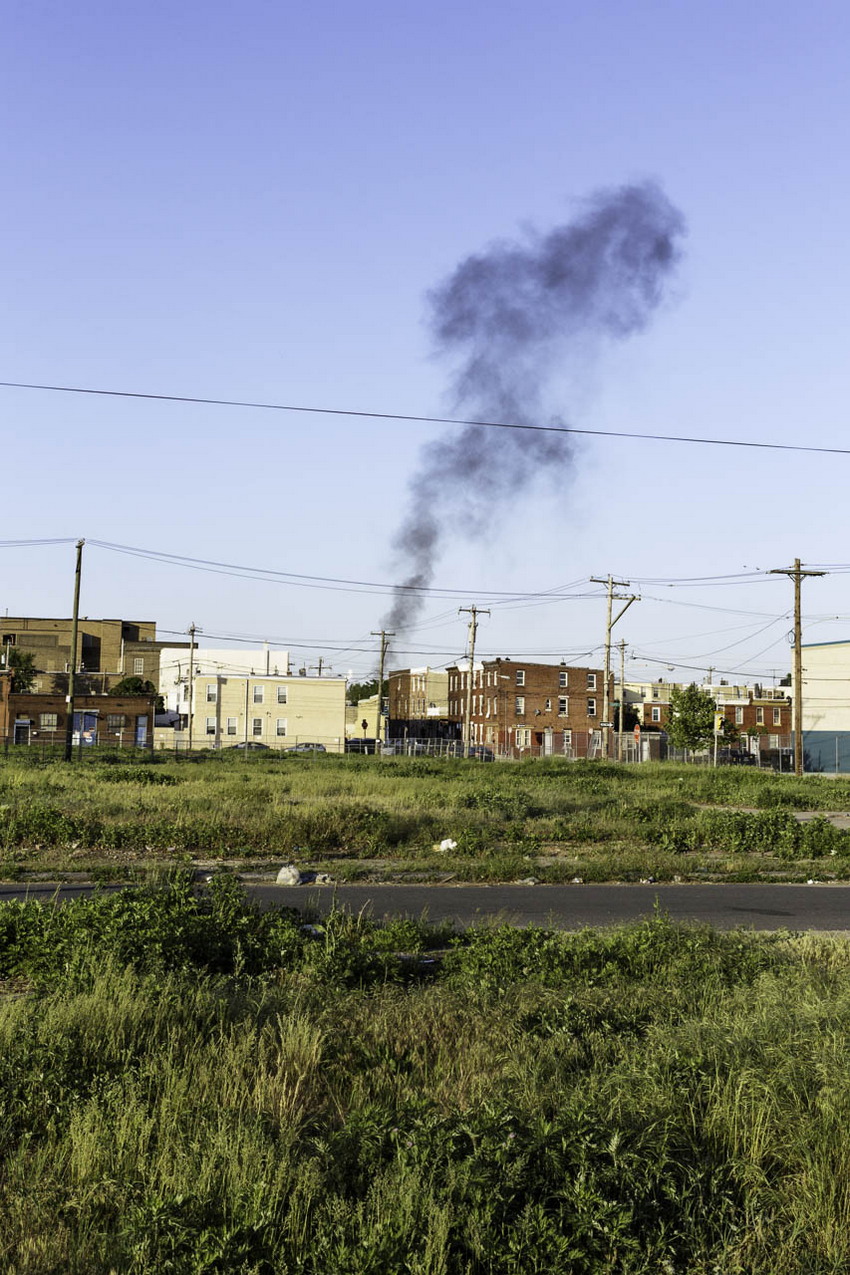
[667, 683, 716, 751]
[6, 649, 37, 693]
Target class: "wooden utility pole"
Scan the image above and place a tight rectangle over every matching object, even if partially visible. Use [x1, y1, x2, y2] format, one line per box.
[371, 630, 394, 745]
[187, 623, 197, 754]
[769, 559, 825, 776]
[63, 540, 84, 762]
[617, 639, 627, 762]
[459, 606, 489, 753]
[589, 576, 638, 759]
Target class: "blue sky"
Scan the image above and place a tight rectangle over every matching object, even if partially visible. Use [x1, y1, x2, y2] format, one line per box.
[2, 0, 849, 680]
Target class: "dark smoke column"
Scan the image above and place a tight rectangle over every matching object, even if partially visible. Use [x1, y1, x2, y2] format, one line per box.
[385, 180, 686, 632]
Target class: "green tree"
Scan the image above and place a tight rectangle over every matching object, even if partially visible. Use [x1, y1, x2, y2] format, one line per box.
[5, 648, 37, 693]
[667, 683, 716, 751]
[108, 676, 157, 698]
[347, 679, 385, 705]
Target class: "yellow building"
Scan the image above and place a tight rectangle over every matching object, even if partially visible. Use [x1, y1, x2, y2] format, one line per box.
[188, 672, 346, 751]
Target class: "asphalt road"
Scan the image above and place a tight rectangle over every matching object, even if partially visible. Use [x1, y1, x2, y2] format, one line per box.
[4, 881, 850, 931]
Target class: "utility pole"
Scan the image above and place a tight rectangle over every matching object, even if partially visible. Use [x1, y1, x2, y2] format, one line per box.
[589, 576, 638, 760]
[459, 606, 489, 753]
[617, 639, 627, 762]
[187, 623, 197, 754]
[63, 540, 85, 762]
[371, 630, 394, 745]
[769, 559, 825, 776]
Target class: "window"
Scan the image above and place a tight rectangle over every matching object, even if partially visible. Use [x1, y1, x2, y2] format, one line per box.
[516, 669, 525, 686]
[133, 657, 145, 676]
[735, 707, 744, 725]
[773, 707, 781, 725]
[253, 685, 264, 704]
[651, 706, 661, 723]
[206, 684, 217, 702]
[106, 714, 126, 729]
[544, 698, 552, 712]
[516, 727, 531, 748]
[277, 685, 287, 704]
[515, 695, 525, 716]
[652, 686, 660, 699]
[558, 697, 568, 716]
[40, 712, 58, 730]
[226, 717, 237, 736]
[562, 729, 572, 751]
[276, 719, 287, 737]
[559, 670, 568, 688]
[205, 717, 216, 735]
[756, 707, 764, 725]
[587, 673, 597, 690]
[587, 698, 597, 718]
[252, 717, 263, 736]
[769, 734, 780, 748]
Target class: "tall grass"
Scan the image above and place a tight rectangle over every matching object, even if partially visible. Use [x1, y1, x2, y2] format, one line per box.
[2, 883, 850, 1269]
[2, 755, 850, 881]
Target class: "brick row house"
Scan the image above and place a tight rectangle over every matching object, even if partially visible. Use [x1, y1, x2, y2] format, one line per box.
[445, 658, 610, 757]
[0, 671, 155, 749]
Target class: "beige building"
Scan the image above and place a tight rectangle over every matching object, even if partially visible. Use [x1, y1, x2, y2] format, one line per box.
[0, 617, 179, 692]
[346, 693, 381, 740]
[165, 670, 346, 751]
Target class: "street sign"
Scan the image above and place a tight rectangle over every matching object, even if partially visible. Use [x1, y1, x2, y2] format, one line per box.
[600, 721, 614, 728]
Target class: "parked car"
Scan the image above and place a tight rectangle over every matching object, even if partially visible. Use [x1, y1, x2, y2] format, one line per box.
[227, 741, 270, 751]
[466, 745, 495, 762]
[345, 738, 378, 754]
[285, 742, 327, 754]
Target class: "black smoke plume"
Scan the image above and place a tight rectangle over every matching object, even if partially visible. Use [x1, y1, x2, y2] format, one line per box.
[384, 180, 685, 633]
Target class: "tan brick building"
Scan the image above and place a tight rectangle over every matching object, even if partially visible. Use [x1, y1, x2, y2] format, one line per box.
[446, 658, 609, 757]
[0, 617, 184, 692]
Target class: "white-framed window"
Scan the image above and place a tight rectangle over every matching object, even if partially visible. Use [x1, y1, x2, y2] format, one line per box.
[515, 695, 525, 716]
[516, 727, 531, 748]
[773, 707, 781, 725]
[587, 673, 597, 690]
[756, 707, 764, 725]
[735, 707, 744, 725]
[769, 734, 780, 748]
[559, 670, 568, 688]
[558, 696, 568, 716]
[40, 712, 58, 729]
[253, 685, 264, 704]
[587, 698, 597, 718]
[562, 729, 572, 752]
[276, 719, 287, 737]
[133, 657, 145, 676]
[651, 706, 661, 723]
[545, 698, 552, 712]
[205, 717, 216, 735]
[516, 669, 525, 686]
[206, 684, 217, 702]
[277, 686, 287, 704]
[226, 717, 237, 736]
[252, 717, 263, 736]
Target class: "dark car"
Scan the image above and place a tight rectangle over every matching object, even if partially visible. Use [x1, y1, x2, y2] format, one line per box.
[284, 742, 327, 754]
[466, 745, 495, 762]
[227, 741, 270, 751]
[345, 738, 378, 754]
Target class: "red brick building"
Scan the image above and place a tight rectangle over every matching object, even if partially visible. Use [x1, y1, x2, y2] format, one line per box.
[0, 673, 155, 749]
[446, 658, 610, 757]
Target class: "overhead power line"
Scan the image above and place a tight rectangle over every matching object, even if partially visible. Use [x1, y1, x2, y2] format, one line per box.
[3, 379, 850, 456]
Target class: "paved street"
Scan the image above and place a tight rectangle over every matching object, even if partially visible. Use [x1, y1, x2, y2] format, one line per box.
[4, 880, 850, 932]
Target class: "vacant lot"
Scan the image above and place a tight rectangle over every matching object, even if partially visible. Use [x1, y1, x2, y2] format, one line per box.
[2, 880, 850, 1273]
[2, 752, 850, 883]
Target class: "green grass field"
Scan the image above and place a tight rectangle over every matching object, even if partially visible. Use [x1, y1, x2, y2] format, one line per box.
[1, 751, 850, 883]
[2, 877, 850, 1272]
